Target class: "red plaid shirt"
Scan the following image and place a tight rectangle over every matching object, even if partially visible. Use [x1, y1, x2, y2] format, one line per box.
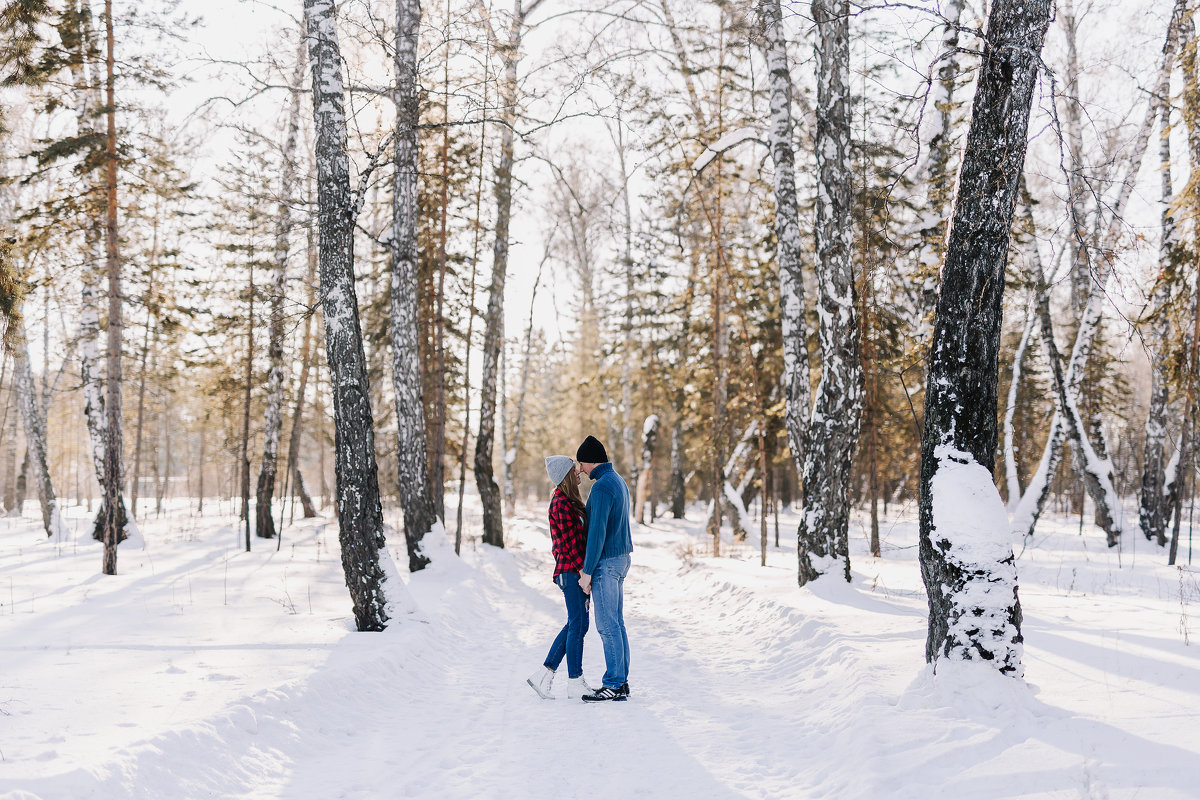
[548, 489, 586, 580]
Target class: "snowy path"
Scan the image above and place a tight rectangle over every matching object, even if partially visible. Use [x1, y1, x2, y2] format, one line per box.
[1, 501, 1198, 799]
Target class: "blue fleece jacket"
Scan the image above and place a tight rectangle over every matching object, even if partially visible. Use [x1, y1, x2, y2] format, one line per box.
[581, 462, 632, 575]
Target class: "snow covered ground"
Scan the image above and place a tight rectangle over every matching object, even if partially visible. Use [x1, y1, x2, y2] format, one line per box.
[0, 494, 1197, 799]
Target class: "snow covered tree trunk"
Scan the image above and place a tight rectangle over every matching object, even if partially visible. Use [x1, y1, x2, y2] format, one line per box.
[919, 0, 1051, 677]
[797, 0, 863, 587]
[101, 0, 125, 574]
[636, 414, 659, 524]
[759, 0, 811, 479]
[476, 0, 542, 549]
[1140, 99, 1182, 547]
[306, 0, 400, 631]
[256, 36, 306, 543]
[914, 0, 965, 325]
[12, 328, 66, 541]
[390, 0, 438, 571]
[1171, 15, 1200, 566]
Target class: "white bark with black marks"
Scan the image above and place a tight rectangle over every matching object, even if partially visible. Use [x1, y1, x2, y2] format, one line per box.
[256, 35, 306, 543]
[797, 0, 863, 586]
[390, 0, 438, 570]
[305, 0, 410, 630]
[758, 0, 811, 478]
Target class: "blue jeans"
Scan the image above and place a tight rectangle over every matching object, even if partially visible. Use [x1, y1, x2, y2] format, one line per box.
[592, 553, 631, 688]
[544, 572, 590, 679]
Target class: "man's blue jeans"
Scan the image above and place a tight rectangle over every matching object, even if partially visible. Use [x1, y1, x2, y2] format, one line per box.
[544, 572, 590, 679]
[592, 553, 631, 688]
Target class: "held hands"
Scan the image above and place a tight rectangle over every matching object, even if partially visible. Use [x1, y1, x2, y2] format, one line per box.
[579, 573, 592, 595]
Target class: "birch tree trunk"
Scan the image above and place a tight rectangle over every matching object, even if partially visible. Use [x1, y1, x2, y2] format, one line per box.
[475, 0, 544, 548]
[758, 0, 811, 479]
[1141, 29, 1186, 546]
[919, 0, 1051, 677]
[390, 0, 438, 570]
[256, 36, 306, 543]
[67, 0, 128, 542]
[101, 0, 126, 575]
[12, 327, 66, 540]
[285, 225, 319, 521]
[306, 0, 404, 631]
[797, 0, 863, 586]
[3, 386, 16, 514]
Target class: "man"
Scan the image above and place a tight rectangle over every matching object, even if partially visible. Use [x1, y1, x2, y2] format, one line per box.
[575, 435, 633, 702]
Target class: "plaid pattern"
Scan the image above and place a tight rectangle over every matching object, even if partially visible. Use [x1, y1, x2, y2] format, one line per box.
[549, 489, 586, 580]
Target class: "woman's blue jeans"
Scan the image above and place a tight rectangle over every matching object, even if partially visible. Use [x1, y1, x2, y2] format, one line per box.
[544, 572, 590, 679]
[592, 553, 631, 688]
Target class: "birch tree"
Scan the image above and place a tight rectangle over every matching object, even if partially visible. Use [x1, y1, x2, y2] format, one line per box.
[797, 0, 863, 586]
[474, 0, 545, 548]
[919, 0, 1051, 676]
[305, 0, 406, 631]
[758, 0, 811, 479]
[101, 0, 125, 575]
[255, 37, 306, 542]
[390, 0, 439, 571]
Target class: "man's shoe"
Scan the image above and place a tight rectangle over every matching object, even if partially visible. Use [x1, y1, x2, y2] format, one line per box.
[582, 685, 627, 702]
[617, 683, 631, 698]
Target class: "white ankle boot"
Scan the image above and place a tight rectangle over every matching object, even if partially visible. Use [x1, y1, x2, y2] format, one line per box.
[566, 676, 594, 700]
[526, 667, 555, 699]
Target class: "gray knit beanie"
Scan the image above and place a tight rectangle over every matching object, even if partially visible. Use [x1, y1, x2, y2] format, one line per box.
[545, 455, 574, 486]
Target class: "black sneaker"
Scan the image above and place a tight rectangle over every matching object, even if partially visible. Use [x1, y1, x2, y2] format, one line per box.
[582, 686, 626, 702]
[617, 683, 631, 699]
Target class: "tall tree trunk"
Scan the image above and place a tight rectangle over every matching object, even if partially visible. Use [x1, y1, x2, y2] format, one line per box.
[669, 254, 698, 519]
[798, 0, 863, 586]
[475, 0, 545, 548]
[1170, 13, 1200, 567]
[101, 0, 125, 574]
[759, 0, 812, 478]
[256, 35, 306, 542]
[12, 326, 66, 539]
[919, 0, 1050, 677]
[391, 0, 438, 570]
[241, 258, 254, 550]
[305, 0, 402, 631]
[285, 224, 320, 521]
[1142, 49, 1186, 546]
[431, 0, 452, 522]
[454, 31, 490, 554]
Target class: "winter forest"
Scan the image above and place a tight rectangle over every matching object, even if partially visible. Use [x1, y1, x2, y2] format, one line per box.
[1, 0, 1198, 797]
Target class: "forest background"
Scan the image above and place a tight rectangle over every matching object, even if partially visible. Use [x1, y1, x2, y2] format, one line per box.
[0, 0, 1195, 645]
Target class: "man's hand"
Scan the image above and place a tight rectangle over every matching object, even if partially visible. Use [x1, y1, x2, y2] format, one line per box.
[579, 573, 592, 595]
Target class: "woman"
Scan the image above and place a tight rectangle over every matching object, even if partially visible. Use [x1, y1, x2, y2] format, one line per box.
[527, 455, 594, 700]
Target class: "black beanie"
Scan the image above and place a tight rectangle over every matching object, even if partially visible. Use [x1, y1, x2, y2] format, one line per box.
[576, 435, 608, 463]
